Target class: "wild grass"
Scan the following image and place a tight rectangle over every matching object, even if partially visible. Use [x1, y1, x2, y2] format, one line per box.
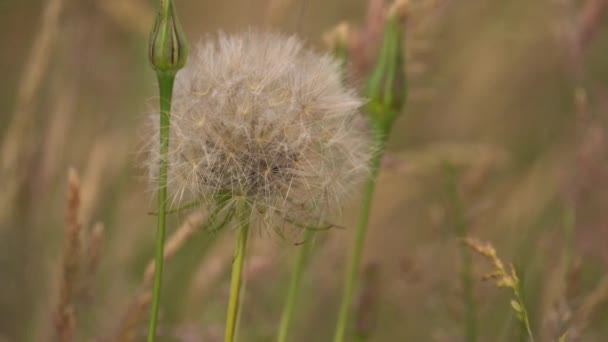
[0, 0, 66, 223]
[464, 238, 534, 341]
[1, 0, 608, 341]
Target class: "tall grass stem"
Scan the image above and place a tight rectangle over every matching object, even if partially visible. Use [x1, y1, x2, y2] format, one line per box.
[444, 164, 477, 342]
[277, 229, 315, 342]
[333, 132, 385, 342]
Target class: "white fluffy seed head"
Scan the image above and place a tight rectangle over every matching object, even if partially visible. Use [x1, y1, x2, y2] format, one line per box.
[145, 31, 373, 229]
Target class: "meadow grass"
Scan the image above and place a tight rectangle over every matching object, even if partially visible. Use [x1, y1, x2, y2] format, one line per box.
[1, 0, 608, 341]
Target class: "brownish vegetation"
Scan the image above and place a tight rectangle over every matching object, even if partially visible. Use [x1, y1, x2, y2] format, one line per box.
[1, 0, 607, 341]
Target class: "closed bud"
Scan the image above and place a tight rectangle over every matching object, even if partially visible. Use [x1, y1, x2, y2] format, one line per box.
[149, 0, 188, 74]
[323, 22, 350, 70]
[365, 1, 408, 136]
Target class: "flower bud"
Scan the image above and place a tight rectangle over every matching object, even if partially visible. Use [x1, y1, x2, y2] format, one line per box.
[365, 1, 408, 135]
[323, 22, 350, 70]
[149, 0, 188, 74]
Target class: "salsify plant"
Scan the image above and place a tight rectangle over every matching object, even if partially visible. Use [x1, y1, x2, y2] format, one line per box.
[144, 31, 373, 341]
[277, 23, 351, 342]
[146, 0, 187, 341]
[334, 1, 408, 341]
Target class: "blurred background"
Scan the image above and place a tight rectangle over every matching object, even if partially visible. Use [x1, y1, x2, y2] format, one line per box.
[1, 0, 608, 341]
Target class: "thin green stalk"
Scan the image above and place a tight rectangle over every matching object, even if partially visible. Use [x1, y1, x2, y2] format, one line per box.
[333, 133, 385, 342]
[147, 72, 175, 342]
[224, 201, 251, 342]
[332, 7, 405, 340]
[444, 164, 476, 342]
[459, 214, 476, 342]
[513, 275, 534, 342]
[277, 229, 316, 342]
[146, 0, 186, 338]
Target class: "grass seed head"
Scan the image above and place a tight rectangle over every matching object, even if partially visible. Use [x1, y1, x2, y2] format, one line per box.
[146, 31, 373, 229]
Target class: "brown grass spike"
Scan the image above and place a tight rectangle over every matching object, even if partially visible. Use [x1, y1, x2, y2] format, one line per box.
[53, 168, 83, 342]
[0, 0, 67, 222]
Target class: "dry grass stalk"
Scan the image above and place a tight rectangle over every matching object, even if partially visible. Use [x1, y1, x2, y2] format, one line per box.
[143, 211, 207, 286]
[80, 136, 126, 227]
[113, 210, 206, 342]
[81, 222, 104, 299]
[79, 139, 114, 229]
[184, 235, 235, 317]
[0, 0, 66, 222]
[464, 237, 516, 289]
[557, 0, 606, 79]
[577, 0, 608, 51]
[113, 292, 153, 342]
[53, 168, 83, 342]
[464, 237, 535, 341]
[566, 274, 608, 341]
[86, 223, 104, 281]
[36, 76, 77, 194]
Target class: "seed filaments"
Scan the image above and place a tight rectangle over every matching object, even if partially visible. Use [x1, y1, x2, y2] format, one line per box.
[146, 31, 372, 229]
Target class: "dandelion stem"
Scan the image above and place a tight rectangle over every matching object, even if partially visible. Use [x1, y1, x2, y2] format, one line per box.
[334, 133, 385, 342]
[147, 72, 175, 342]
[224, 201, 251, 342]
[277, 229, 315, 342]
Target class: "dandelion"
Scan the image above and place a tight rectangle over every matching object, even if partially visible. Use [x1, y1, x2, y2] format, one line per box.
[145, 31, 372, 231]
[144, 31, 372, 341]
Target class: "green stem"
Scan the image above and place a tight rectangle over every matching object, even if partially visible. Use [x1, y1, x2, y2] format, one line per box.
[224, 201, 251, 342]
[160, 0, 171, 18]
[514, 283, 534, 342]
[277, 229, 316, 342]
[444, 164, 476, 342]
[333, 132, 385, 342]
[147, 72, 175, 342]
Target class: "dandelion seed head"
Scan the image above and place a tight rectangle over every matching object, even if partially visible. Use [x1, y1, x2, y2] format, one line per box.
[145, 31, 373, 228]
